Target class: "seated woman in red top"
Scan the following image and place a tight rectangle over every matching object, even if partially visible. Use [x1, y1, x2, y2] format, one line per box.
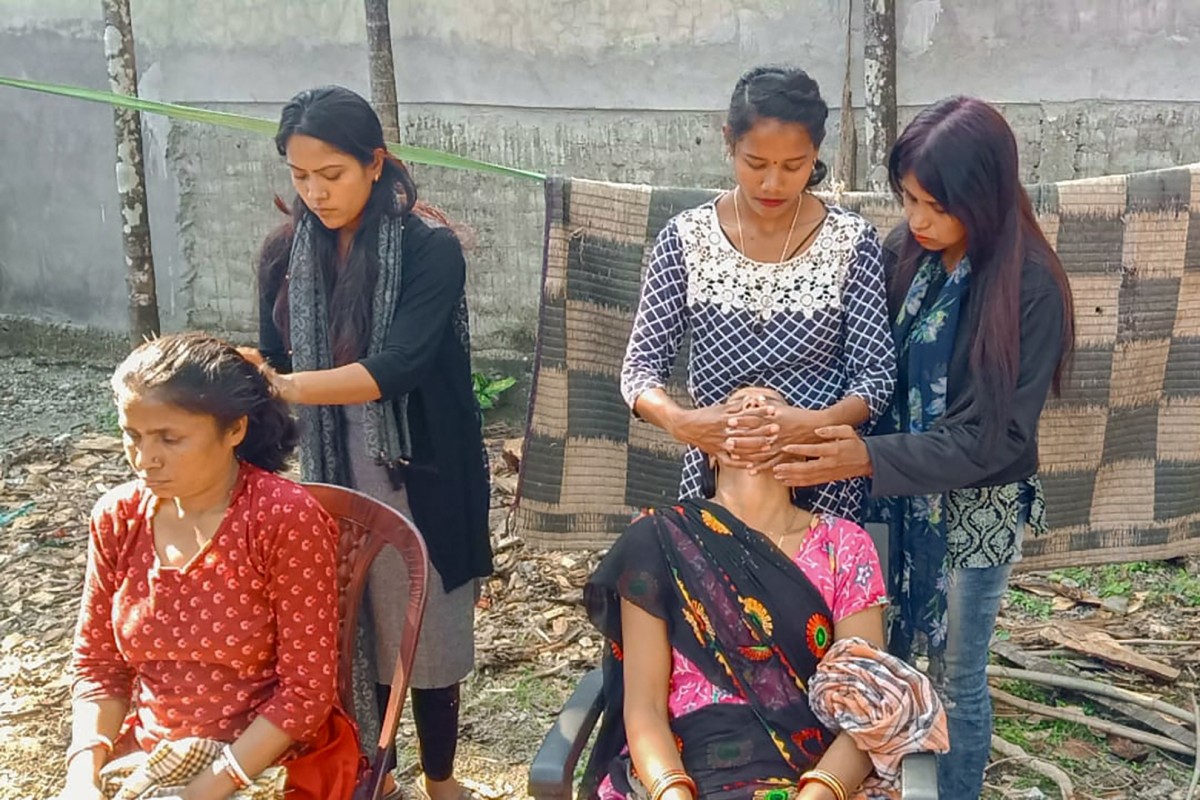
[58, 333, 360, 800]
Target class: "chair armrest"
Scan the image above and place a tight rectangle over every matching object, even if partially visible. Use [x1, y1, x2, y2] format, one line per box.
[900, 752, 938, 800]
[529, 668, 606, 800]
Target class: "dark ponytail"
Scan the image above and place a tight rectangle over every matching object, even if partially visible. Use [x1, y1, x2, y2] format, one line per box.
[112, 333, 298, 473]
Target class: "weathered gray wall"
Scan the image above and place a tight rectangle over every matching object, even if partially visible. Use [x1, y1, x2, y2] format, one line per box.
[2, 0, 1200, 361]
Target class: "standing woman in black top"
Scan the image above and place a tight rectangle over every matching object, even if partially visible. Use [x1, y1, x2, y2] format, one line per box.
[773, 96, 1074, 800]
[253, 86, 492, 800]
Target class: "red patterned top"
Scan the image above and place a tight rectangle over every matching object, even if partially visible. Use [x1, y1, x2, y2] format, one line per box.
[72, 463, 341, 751]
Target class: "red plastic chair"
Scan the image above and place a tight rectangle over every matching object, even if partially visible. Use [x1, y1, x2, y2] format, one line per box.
[304, 482, 430, 800]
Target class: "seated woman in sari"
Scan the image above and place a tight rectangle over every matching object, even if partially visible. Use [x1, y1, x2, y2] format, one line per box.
[57, 334, 360, 800]
[583, 387, 947, 800]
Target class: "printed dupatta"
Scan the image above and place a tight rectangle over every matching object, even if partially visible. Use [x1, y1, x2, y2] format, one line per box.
[583, 500, 837, 798]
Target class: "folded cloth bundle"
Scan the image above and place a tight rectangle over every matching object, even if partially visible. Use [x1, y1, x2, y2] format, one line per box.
[809, 636, 950, 799]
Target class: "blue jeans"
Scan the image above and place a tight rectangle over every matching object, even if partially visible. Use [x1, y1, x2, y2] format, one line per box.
[930, 560, 1012, 799]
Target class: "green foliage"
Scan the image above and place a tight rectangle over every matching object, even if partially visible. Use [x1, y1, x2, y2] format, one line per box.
[473, 372, 517, 411]
[1048, 561, 1200, 607]
[1005, 589, 1052, 620]
[95, 405, 120, 435]
[1167, 570, 1200, 607]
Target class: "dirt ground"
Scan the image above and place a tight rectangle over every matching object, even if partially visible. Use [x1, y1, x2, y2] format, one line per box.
[0, 353, 1196, 799]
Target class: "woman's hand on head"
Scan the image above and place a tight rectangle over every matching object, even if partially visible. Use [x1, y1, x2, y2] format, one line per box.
[257, 362, 300, 404]
[269, 371, 301, 404]
[668, 404, 738, 458]
[236, 346, 300, 403]
[721, 399, 779, 467]
[772, 425, 873, 486]
[724, 402, 832, 470]
[236, 346, 265, 367]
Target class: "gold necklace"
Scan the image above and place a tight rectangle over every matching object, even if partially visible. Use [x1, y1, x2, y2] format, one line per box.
[768, 507, 806, 550]
[733, 186, 802, 263]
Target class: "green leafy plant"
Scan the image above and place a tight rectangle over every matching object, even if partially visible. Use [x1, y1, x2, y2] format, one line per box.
[1005, 589, 1052, 620]
[473, 372, 517, 411]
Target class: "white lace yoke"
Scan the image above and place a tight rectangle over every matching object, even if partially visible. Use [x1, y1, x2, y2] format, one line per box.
[675, 202, 869, 322]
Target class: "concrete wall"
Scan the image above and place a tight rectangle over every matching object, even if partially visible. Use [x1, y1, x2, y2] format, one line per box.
[2, 0, 1200, 363]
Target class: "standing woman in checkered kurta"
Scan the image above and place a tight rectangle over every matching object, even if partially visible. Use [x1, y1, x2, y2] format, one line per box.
[774, 97, 1076, 800]
[620, 65, 897, 522]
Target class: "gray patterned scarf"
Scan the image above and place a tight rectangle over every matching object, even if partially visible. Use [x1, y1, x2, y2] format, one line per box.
[287, 211, 411, 485]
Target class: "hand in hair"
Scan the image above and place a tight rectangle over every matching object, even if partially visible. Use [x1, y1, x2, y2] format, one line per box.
[237, 346, 266, 367]
[234, 346, 301, 403]
[772, 425, 873, 486]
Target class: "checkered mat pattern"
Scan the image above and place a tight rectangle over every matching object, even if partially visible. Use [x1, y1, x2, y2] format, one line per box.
[515, 168, 1200, 570]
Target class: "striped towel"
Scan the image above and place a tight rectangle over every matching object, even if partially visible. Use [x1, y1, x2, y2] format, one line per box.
[809, 637, 949, 799]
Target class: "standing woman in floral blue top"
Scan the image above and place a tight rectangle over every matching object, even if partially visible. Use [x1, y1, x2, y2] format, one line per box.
[775, 97, 1076, 800]
[620, 65, 896, 521]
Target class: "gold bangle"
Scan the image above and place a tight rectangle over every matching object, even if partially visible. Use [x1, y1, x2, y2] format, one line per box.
[649, 769, 696, 800]
[799, 769, 848, 800]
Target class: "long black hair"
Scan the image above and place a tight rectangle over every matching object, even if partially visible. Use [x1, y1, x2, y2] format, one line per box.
[112, 333, 298, 473]
[888, 96, 1075, 436]
[266, 85, 418, 365]
[726, 65, 829, 188]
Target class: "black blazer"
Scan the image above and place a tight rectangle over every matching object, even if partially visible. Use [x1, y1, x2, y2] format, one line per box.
[259, 214, 493, 591]
[864, 225, 1068, 497]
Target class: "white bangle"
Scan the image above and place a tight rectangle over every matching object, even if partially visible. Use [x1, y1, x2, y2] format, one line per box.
[218, 743, 253, 789]
[65, 734, 114, 767]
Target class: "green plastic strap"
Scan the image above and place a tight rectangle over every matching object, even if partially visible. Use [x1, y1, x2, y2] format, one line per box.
[0, 76, 546, 182]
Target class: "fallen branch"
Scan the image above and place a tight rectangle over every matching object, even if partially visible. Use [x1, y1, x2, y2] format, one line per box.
[992, 640, 1198, 749]
[987, 665, 1195, 726]
[1188, 691, 1200, 800]
[1115, 639, 1200, 647]
[990, 686, 1194, 757]
[990, 734, 1075, 799]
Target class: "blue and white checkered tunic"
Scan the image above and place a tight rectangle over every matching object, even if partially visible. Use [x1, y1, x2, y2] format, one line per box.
[620, 201, 897, 520]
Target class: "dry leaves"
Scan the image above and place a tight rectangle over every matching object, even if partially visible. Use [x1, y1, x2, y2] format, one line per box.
[476, 535, 602, 675]
[0, 432, 128, 798]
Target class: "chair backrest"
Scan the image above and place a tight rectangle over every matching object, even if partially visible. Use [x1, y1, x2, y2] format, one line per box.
[303, 482, 430, 800]
[864, 522, 889, 570]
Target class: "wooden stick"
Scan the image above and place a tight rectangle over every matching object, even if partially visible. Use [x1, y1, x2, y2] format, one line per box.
[1113, 639, 1200, 647]
[1188, 691, 1200, 800]
[988, 665, 1195, 726]
[1036, 620, 1181, 682]
[989, 687, 1195, 756]
[991, 641, 1198, 750]
[990, 734, 1076, 799]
